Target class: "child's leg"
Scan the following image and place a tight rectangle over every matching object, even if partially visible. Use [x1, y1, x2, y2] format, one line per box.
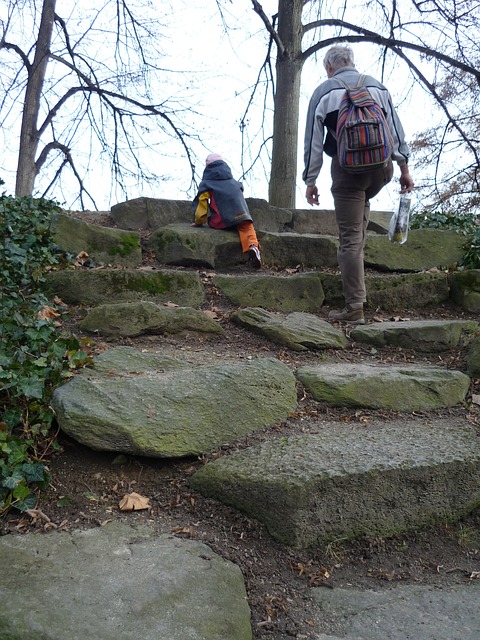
[236, 221, 260, 252]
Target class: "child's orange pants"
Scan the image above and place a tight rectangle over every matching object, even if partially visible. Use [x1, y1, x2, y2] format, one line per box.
[236, 221, 260, 253]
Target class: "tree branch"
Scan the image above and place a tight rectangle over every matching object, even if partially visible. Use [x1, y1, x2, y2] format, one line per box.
[301, 18, 480, 85]
[35, 140, 70, 175]
[0, 40, 31, 70]
[251, 0, 285, 56]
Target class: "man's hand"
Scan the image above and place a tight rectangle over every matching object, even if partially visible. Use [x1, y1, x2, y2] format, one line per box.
[306, 185, 319, 206]
[399, 165, 414, 193]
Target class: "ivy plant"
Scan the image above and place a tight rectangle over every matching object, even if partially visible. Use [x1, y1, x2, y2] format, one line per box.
[0, 193, 92, 515]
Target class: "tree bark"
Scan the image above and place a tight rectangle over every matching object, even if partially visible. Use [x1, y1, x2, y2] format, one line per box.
[268, 0, 304, 208]
[15, 0, 56, 197]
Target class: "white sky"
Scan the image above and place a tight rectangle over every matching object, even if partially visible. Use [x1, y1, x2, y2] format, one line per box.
[0, 0, 431, 212]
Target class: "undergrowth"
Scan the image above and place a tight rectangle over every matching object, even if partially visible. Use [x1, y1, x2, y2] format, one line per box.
[0, 192, 92, 516]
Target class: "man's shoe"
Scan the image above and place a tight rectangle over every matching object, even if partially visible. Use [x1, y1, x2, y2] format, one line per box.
[328, 304, 365, 324]
[248, 244, 261, 269]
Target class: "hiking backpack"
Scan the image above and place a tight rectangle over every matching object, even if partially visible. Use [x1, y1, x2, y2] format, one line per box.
[336, 74, 394, 172]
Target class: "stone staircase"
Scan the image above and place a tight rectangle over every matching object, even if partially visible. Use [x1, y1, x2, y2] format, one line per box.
[4, 198, 480, 640]
[47, 197, 480, 547]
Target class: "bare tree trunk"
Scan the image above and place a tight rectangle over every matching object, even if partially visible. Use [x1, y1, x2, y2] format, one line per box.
[15, 0, 56, 197]
[268, 0, 304, 208]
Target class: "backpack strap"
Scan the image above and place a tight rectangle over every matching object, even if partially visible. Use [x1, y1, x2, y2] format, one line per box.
[336, 74, 366, 90]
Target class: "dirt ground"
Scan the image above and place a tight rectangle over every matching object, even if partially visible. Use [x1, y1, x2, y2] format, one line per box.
[2, 213, 480, 638]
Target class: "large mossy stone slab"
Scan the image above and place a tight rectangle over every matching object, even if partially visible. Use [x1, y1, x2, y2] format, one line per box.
[245, 197, 293, 232]
[78, 301, 223, 337]
[231, 308, 348, 351]
[111, 197, 192, 230]
[45, 268, 205, 307]
[111, 196, 292, 233]
[286, 209, 390, 235]
[50, 212, 142, 266]
[148, 223, 253, 268]
[52, 348, 297, 458]
[320, 271, 449, 310]
[260, 232, 339, 268]
[296, 363, 470, 411]
[365, 229, 465, 272]
[214, 272, 325, 311]
[0, 522, 252, 640]
[287, 209, 338, 234]
[350, 319, 478, 352]
[190, 420, 480, 547]
[311, 584, 480, 640]
[449, 269, 480, 313]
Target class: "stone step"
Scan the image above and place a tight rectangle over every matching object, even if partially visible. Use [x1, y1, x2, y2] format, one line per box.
[147, 223, 464, 272]
[55, 209, 465, 275]
[51, 347, 297, 458]
[45, 265, 451, 312]
[350, 318, 478, 352]
[51, 209, 479, 312]
[190, 419, 480, 547]
[296, 362, 470, 411]
[0, 522, 252, 639]
[109, 196, 391, 235]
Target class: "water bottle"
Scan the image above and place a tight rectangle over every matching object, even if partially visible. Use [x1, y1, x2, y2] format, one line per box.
[389, 193, 411, 244]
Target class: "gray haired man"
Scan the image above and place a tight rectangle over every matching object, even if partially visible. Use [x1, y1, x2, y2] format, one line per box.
[303, 44, 414, 323]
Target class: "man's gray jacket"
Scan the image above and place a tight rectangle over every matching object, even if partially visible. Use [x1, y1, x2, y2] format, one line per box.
[303, 66, 410, 186]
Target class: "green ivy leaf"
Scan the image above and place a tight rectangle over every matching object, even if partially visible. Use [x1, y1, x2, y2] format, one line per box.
[15, 493, 37, 512]
[2, 467, 24, 490]
[22, 462, 49, 483]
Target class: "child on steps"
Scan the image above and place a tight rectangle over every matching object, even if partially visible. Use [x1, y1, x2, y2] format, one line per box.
[192, 153, 261, 268]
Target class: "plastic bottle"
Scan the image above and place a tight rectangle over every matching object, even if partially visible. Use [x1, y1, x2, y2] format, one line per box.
[389, 193, 411, 244]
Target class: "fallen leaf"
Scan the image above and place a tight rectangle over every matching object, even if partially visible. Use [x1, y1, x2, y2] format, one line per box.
[471, 394, 480, 406]
[203, 310, 218, 319]
[37, 305, 61, 320]
[119, 492, 151, 511]
[164, 301, 179, 308]
[74, 250, 90, 266]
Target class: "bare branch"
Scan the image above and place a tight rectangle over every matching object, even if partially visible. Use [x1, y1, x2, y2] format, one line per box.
[0, 40, 31, 69]
[35, 140, 70, 174]
[251, 0, 285, 56]
[301, 19, 480, 85]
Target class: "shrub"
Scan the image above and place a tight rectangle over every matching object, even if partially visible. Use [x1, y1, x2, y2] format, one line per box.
[0, 195, 92, 515]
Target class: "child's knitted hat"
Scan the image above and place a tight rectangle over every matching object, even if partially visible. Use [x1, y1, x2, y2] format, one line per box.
[205, 153, 224, 166]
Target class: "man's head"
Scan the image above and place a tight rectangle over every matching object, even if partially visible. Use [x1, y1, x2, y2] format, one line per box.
[323, 45, 355, 78]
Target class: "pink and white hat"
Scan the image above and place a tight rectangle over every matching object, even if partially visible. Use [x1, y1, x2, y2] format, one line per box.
[205, 153, 224, 166]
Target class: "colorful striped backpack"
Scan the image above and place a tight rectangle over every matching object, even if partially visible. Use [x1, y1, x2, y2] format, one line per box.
[336, 75, 394, 172]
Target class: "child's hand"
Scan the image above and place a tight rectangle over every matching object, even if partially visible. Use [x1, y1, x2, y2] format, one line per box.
[191, 223, 203, 227]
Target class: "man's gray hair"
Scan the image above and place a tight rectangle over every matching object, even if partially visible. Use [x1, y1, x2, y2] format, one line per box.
[323, 45, 355, 72]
